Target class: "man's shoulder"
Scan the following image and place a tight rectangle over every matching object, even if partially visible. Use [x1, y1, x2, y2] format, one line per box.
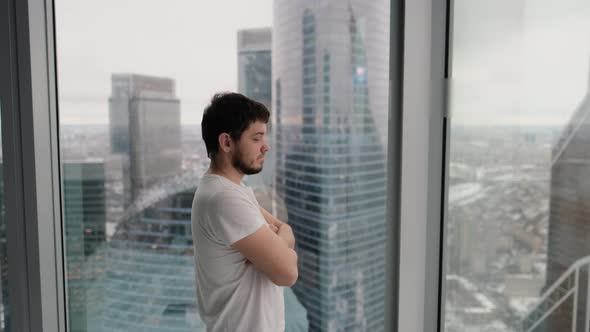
[197, 181, 251, 207]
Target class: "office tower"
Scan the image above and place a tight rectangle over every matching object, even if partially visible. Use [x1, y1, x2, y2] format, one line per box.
[108, 74, 182, 204]
[528, 69, 590, 331]
[100, 174, 203, 332]
[237, 27, 276, 206]
[238, 28, 272, 109]
[273, 1, 389, 330]
[544, 89, 590, 331]
[63, 161, 107, 332]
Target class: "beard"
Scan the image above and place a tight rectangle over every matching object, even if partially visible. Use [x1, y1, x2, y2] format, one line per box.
[232, 150, 263, 175]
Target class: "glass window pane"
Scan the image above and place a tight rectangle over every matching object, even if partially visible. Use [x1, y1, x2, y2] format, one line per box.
[56, 1, 390, 331]
[443, 1, 590, 331]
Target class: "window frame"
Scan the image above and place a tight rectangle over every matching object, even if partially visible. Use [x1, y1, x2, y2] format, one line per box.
[389, 0, 451, 331]
[1, 0, 66, 331]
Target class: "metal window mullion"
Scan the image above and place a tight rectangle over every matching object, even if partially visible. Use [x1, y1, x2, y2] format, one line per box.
[426, 0, 453, 331]
[1, 0, 33, 330]
[384, 0, 405, 331]
[394, 0, 451, 331]
[6, 0, 65, 331]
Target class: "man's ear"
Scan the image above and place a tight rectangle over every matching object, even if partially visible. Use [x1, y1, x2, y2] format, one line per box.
[218, 133, 232, 153]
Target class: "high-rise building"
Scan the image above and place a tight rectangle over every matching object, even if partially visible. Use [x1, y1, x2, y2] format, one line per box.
[273, 1, 390, 330]
[530, 69, 590, 331]
[99, 177, 203, 332]
[108, 74, 182, 204]
[63, 161, 107, 332]
[237, 28, 276, 206]
[238, 28, 272, 109]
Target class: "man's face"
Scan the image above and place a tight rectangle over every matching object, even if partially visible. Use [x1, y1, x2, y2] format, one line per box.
[231, 121, 269, 175]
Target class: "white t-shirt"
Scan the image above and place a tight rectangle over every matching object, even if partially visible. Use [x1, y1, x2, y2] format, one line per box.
[191, 174, 285, 332]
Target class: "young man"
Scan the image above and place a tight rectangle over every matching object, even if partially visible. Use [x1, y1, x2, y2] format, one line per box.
[191, 92, 298, 332]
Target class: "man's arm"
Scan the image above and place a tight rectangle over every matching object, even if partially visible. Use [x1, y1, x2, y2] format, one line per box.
[260, 207, 295, 249]
[232, 225, 298, 287]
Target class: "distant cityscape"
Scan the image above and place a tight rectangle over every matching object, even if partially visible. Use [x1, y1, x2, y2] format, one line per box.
[57, 92, 590, 332]
[59, 117, 587, 332]
[445, 83, 590, 331]
[445, 125, 556, 331]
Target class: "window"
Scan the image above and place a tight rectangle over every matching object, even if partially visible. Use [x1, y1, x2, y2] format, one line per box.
[55, 0, 391, 331]
[443, 1, 590, 331]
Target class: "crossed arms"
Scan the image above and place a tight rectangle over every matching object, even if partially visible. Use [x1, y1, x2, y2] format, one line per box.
[231, 207, 298, 287]
[259, 207, 295, 249]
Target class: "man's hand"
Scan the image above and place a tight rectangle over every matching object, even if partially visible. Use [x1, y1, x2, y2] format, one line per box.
[233, 223, 298, 286]
[277, 224, 295, 249]
[260, 207, 295, 249]
[268, 223, 279, 233]
[260, 207, 285, 228]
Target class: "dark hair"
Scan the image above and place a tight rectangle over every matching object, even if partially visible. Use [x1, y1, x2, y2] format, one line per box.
[201, 92, 270, 159]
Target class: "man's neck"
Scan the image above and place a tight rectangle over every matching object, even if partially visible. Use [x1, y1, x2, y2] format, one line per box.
[208, 161, 244, 185]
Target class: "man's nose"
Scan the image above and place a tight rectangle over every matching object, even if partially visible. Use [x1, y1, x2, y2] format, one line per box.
[262, 143, 270, 153]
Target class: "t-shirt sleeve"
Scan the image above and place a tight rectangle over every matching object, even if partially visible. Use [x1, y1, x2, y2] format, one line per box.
[206, 190, 266, 246]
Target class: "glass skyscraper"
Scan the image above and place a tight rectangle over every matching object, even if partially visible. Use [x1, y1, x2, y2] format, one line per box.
[108, 74, 182, 204]
[237, 28, 276, 203]
[273, 1, 390, 330]
[530, 67, 590, 331]
[98, 174, 203, 332]
[63, 161, 107, 332]
[238, 28, 272, 109]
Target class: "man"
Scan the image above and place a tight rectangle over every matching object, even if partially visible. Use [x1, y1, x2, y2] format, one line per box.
[191, 92, 298, 332]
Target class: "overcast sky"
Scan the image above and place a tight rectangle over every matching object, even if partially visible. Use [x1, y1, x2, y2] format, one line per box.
[55, 0, 273, 124]
[55, 0, 589, 126]
[451, 0, 590, 126]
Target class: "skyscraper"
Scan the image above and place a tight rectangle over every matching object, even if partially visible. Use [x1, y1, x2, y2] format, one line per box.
[531, 66, 590, 331]
[273, 1, 390, 330]
[63, 161, 107, 332]
[237, 28, 276, 206]
[100, 176, 203, 332]
[238, 28, 272, 109]
[109, 74, 182, 204]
